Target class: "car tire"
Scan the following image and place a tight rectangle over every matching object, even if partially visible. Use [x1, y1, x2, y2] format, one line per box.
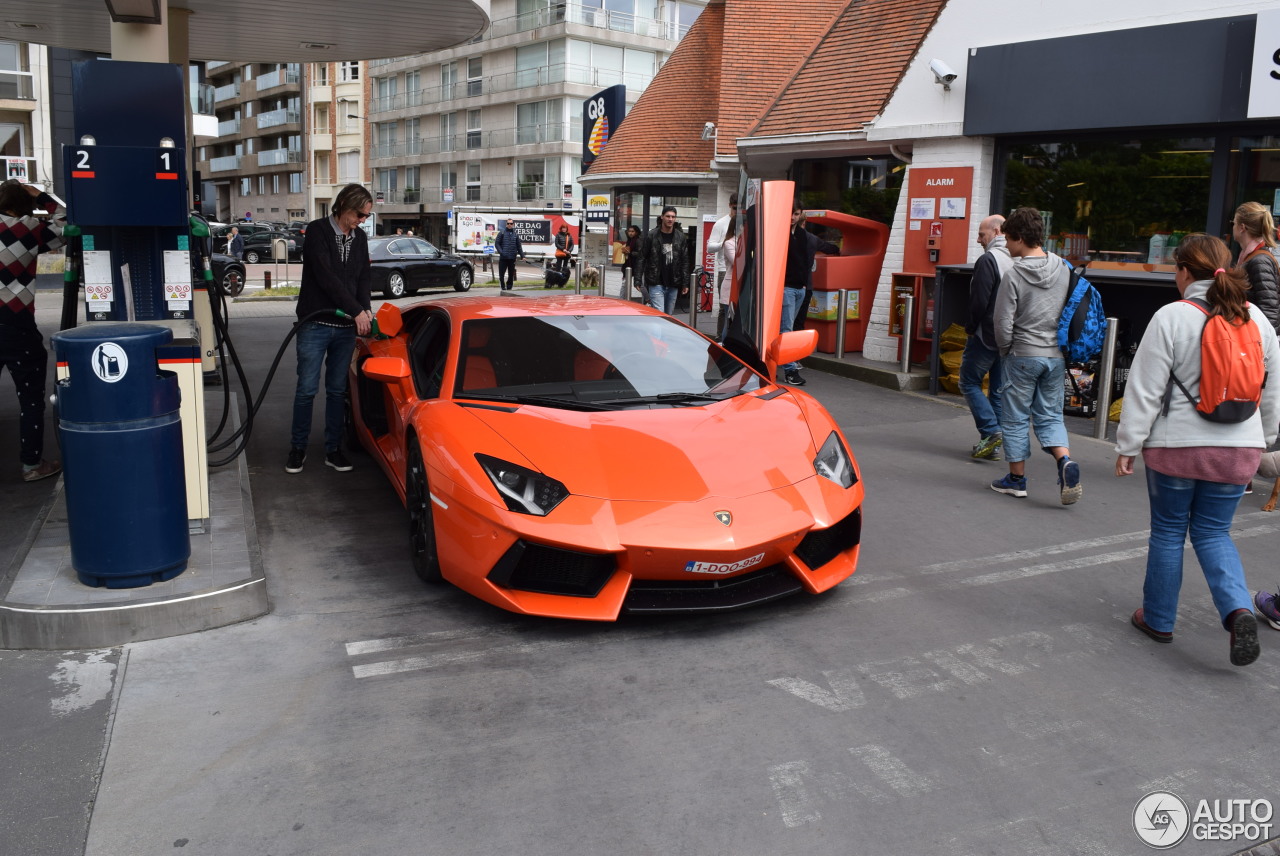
[245, 250, 261, 264]
[454, 265, 473, 292]
[342, 391, 360, 452]
[386, 271, 407, 298]
[221, 267, 245, 297]
[406, 442, 442, 584]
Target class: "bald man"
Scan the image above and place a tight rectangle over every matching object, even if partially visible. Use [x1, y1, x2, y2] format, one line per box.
[961, 214, 1015, 460]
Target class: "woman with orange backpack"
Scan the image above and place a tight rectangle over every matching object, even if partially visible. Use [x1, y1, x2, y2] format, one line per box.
[1115, 233, 1280, 667]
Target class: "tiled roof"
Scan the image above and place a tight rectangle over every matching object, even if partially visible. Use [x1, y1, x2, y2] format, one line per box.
[750, 0, 946, 138]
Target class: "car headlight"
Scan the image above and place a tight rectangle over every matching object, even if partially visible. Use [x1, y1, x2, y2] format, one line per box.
[476, 454, 569, 516]
[813, 431, 856, 489]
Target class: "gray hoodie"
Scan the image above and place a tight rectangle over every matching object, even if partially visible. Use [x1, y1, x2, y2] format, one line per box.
[992, 251, 1070, 358]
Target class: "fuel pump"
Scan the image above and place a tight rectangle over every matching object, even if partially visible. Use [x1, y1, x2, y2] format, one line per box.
[61, 58, 210, 523]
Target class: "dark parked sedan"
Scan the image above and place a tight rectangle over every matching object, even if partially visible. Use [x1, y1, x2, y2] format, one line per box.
[369, 236, 473, 297]
[241, 230, 302, 264]
[210, 251, 246, 296]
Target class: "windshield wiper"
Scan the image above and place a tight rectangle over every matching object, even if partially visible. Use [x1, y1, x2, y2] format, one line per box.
[598, 391, 738, 407]
[461, 393, 618, 412]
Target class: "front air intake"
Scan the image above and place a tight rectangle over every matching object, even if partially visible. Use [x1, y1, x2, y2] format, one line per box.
[487, 541, 616, 597]
[795, 507, 861, 571]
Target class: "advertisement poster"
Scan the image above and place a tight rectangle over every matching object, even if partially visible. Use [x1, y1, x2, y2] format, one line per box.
[455, 212, 579, 256]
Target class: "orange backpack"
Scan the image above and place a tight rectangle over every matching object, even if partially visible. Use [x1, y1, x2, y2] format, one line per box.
[1166, 298, 1267, 423]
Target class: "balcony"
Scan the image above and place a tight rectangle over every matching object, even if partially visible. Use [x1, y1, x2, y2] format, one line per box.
[206, 60, 229, 71]
[257, 66, 300, 90]
[210, 155, 242, 172]
[368, 64, 651, 116]
[257, 108, 301, 130]
[217, 117, 242, 136]
[499, 3, 681, 40]
[258, 149, 304, 167]
[214, 82, 241, 102]
[368, 123, 577, 162]
[0, 70, 35, 101]
[193, 82, 216, 116]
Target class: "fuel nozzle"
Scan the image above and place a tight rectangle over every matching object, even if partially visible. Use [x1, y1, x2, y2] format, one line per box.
[335, 309, 384, 339]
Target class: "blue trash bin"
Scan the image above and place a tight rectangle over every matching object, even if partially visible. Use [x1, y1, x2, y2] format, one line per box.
[51, 323, 189, 588]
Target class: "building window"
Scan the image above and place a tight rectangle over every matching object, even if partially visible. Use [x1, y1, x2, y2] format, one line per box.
[289, 172, 303, 193]
[405, 166, 421, 202]
[315, 151, 331, 182]
[338, 150, 360, 183]
[440, 61, 458, 99]
[517, 99, 562, 145]
[466, 161, 481, 202]
[311, 62, 329, 86]
[467, 57, 483, 96]
[313, 104, 330, 134]
[1001, 136, 1215, 263]
[516, 158, 559, 201]
[340, 61, 360, 82]
[272, 174, 280, 194]
[258, 176, 266, 195]
[406, 117, 421, 155]
[440, 112, 457, 152]
[466, 109, 482, 150]
[441, 164, 457, 202]
[240, 177, 251, 197]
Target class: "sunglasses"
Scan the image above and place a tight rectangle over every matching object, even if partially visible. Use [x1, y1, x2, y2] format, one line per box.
[356, 211, 370, 220]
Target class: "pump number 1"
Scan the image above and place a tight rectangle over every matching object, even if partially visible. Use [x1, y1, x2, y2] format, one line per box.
[156, 150, 178, 180]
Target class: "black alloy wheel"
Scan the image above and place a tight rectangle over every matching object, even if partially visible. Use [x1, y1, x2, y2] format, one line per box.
[406, 442, 442, 583]
[386, 271, 407, 298]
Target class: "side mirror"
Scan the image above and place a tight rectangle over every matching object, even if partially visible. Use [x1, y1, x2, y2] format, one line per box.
[375, 303, 403, 337]
[362, 356, 410, 383]
[769, 329, 817, 367]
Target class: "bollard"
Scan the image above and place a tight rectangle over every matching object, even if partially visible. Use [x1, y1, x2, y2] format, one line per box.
[264, 270, 271, 290]
[900, 294, 914, 374]
[1092, 316, 1120, 440]
[835, 289, 849, 359]
[688, 270, 699, 329]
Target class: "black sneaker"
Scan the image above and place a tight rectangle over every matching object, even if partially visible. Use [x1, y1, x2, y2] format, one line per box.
[325, 449, 353, 472]
[784, 370, 806, 386]
[285, 447, 306, 474]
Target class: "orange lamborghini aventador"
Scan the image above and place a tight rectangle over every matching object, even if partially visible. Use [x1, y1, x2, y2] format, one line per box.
[345, 180, 864, 620]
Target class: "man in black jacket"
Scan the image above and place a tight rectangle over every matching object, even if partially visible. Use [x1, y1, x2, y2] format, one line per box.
[781, 203, 840, 385]
[286, 184, 373, 474]
[962, 214, 1014, 459]
[639, 206, 691, 314]
[493, 219, 526, 291]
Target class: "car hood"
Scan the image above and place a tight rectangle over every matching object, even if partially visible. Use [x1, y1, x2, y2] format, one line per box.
[463, 392, 823, 502]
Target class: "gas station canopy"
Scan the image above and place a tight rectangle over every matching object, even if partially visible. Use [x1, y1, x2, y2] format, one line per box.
[8, 0, 492, 62]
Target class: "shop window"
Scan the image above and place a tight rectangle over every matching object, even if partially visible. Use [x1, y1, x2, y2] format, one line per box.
[1001, 137, 1213, 265]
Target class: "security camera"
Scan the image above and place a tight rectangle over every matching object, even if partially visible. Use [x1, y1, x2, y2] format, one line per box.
[930, 58, 958, 90]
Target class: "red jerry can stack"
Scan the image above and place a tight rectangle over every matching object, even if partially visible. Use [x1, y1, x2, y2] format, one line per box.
[804, 210, 890, 353]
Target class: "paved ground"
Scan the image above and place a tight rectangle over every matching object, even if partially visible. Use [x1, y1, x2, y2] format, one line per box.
[3, 284, 1278, 855]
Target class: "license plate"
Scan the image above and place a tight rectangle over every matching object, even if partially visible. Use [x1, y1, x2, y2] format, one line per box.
[684, 552, 765, 575]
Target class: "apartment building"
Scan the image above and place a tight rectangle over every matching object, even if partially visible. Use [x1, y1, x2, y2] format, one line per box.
[355, 0, 705, 246]
[198, 61, 308, 223]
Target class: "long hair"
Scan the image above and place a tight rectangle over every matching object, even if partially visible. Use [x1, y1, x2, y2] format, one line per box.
[1175, 233, 1250, 323]
[1234, 201, 1277, 249]
[331, 183, 372, 217]
[0, 180, 35, 218]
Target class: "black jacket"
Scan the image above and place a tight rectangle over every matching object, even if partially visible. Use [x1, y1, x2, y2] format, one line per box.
[494, 228, 524, 261]
[785, 227, 839, 290]
[640, 226, 691, 289]
[296, 217, 372, 323]
[967, 241, 1013, 348]
[1241, 248, 1280, 334]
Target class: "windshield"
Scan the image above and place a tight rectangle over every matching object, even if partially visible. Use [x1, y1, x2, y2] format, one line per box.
[454, 315, 765, 408]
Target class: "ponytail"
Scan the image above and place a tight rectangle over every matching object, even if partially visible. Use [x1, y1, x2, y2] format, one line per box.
[1175, 233, 1250, 323]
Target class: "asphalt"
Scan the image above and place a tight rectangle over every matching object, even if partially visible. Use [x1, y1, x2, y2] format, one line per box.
[7, 274, 1280, 855]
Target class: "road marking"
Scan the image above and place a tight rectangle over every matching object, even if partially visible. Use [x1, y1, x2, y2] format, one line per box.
[768, 745, 933, 827]
[849, 744, 935, 797]
[766, 670, 866, 712]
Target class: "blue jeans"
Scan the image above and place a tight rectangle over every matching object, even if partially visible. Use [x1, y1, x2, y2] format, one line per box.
[779, 287, 806, 373]
[1141, 466, 1251, 633]
[998, 355, 1068, 462]
[648, 285, 679, 314]
[291, 321, 357, 452]
[959, 336, 1002, 438]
